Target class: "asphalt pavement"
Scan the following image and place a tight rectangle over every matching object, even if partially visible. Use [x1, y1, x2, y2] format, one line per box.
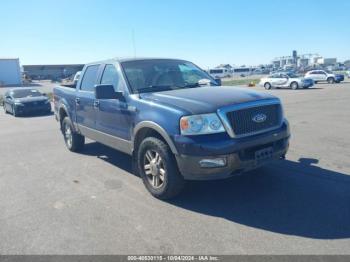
[0, 81, 349, 254]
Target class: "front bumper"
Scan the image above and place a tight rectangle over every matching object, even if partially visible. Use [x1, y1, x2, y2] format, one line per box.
[15, 103, 51, 115]
[174, 120, 290, 180]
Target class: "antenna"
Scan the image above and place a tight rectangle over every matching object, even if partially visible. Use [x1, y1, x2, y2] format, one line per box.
[132, 29, 136, 58]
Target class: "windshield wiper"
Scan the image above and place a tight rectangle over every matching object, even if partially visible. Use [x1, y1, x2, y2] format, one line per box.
[137, 85, 175, 93]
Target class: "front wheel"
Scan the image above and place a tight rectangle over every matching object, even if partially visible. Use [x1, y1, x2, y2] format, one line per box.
[327, 77, 335, 84]
[290, 82, 299, 90]
[264, 82, 272, 90]
[12, 105, 18, 117]
[137, 137, 185, 200]
[62, 117, 85, 152]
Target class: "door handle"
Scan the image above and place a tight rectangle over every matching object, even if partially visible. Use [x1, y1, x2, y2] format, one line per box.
[93, 100, 100, 108]
[75, 98, 80, 105]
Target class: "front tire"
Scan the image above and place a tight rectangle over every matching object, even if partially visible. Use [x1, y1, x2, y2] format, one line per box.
[12, 105, 18, 117]
[62, 117, 85, 152]
[264, 82, 272, 90]
[290, 82, 299, 90]
[137, 137, 185, 200]
[327, 77, 335, 84]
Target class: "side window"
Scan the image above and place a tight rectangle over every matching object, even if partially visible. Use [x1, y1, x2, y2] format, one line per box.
[80, 65, 100, 91]
[100, 65, 121, 91]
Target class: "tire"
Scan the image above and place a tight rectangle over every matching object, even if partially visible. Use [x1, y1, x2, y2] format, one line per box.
[290, 82, 299, 90]
[3, 104, 8, 114]
[264, 82, 272, 90]
[62, 117, 85, 152]
[137, 137, 185, 200]
[327, 77, 335, 84]
[12, 105, 17, 117]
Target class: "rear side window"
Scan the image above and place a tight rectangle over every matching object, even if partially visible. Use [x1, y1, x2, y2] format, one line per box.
[80, 65, 100, 91]
[100, 65, 122, 91]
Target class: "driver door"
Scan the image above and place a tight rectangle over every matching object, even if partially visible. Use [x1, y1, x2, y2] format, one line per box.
[278, 74, 290, 87]
[95, 64, 132, 140]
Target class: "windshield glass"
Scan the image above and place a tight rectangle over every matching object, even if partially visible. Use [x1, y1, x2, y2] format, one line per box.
[121, 59, 217, 93]
[12, 89, 42, 98]
[287, 73, 299, 78]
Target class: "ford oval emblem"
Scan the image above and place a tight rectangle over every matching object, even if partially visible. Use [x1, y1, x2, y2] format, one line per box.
[252, 113, 267, 123]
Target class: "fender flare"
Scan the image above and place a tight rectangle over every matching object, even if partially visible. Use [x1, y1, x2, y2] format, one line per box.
[133, 121, 179, 155]
[58, 102, 78, 132]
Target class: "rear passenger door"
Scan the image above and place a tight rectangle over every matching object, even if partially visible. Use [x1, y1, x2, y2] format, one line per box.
[76, 64, 101, 130]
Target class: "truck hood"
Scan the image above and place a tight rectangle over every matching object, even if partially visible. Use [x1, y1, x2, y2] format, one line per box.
[140, 86, 277, 114]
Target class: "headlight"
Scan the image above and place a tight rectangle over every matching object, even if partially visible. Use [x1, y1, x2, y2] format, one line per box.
[45, 100, 50, 104]
[180, 113, 225, 135]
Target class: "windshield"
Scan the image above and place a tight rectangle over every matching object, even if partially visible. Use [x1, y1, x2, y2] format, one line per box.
[121, 59, 217, 93]
[12, 89, 42, 98]
[287, 73, 299, 78]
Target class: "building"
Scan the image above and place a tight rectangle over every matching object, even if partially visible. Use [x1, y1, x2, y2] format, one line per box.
[216, 64, 233, 70]
[0, 58, 22, 86]
[272, 51, 337, 69]
[22, 64, 84, 80]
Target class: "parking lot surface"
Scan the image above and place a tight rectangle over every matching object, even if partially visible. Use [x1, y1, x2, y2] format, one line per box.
[0, 82, 350, 254]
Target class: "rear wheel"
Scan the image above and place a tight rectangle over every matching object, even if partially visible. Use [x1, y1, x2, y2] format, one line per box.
[327, 77, 335, 84]
[137, 137, 185, 200]
[290, 82, 299, 90]
[62, 117, 85, 152]
[264, 82, 272, 90]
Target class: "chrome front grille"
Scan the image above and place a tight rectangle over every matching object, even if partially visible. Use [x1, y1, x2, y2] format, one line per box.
[217, 99, 283, 138]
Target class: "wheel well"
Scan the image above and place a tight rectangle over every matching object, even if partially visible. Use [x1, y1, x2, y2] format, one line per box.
[133, 127, 167, 152]
[290, 81, 298, 86]
[59, 107, 68, 130]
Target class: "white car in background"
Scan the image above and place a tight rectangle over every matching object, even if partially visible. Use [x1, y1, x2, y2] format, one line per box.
[260, 72, 314, 90]
[304, 70, 344, 84]
[208, 68, 232, 78]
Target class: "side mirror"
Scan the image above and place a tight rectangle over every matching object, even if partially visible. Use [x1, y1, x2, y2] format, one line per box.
[95, 84, 123, 100]
[42, 93, 47, 96]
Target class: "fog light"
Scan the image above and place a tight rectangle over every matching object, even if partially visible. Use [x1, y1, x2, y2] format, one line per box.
[199, 158, 227, 168]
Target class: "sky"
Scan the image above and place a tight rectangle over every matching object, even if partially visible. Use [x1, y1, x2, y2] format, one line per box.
[1, 0, 349, 68]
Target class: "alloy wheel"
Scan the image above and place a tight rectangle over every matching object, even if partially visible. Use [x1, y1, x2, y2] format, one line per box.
[64, 123, 73, 148]
[143, 150, 166, 189]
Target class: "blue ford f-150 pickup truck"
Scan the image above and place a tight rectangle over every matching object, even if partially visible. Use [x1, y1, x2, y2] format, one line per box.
[54, 58, 290, 199]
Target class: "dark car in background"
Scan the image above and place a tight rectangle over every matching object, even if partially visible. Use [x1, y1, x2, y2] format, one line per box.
[3, 88, 51, 117]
